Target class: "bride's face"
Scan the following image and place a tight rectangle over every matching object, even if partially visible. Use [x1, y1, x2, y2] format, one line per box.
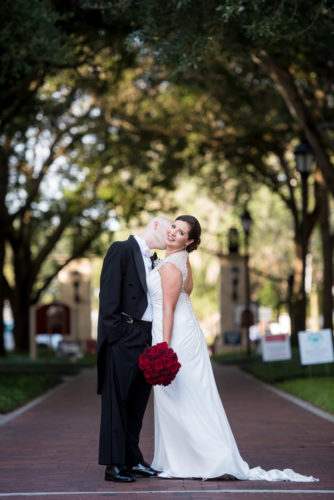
[166, 220, 194, 251]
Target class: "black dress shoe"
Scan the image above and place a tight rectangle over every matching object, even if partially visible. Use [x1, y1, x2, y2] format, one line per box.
[129, 462, 158, 477]
[105, 465, 136, 482]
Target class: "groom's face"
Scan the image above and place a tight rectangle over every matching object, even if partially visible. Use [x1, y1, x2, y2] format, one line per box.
[155, 220, 172, 250]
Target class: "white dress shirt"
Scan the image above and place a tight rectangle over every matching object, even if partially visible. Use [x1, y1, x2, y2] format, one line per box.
[134, 235, 153, 321]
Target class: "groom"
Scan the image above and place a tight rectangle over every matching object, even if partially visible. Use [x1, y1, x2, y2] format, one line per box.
[97, 216, 172, 482]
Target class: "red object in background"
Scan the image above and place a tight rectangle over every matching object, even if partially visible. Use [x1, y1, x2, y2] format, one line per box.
[264, 334, 287, 342]
[35, 303, 71, 336]
[85, 339, 97, 354]
[241, 308, 254, 328]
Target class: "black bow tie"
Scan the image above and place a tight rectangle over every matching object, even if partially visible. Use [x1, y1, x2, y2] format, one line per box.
[150, 252, 158, 265]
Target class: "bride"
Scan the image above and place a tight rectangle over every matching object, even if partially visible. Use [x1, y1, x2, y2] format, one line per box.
[147, 215, 318, 482]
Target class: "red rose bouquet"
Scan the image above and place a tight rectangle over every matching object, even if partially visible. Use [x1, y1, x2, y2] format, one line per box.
[139, 342, 181, 386]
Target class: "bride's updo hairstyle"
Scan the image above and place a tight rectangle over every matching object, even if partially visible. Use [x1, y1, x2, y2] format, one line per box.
[176, 215, 201, 253]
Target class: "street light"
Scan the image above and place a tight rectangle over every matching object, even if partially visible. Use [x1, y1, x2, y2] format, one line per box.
[241, 209, 253, 354]
[294, 137, 314, 176]
[294, 137, 314, 331]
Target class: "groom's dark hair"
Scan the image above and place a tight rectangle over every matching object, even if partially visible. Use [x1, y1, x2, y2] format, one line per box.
[176, 215, 201, 253]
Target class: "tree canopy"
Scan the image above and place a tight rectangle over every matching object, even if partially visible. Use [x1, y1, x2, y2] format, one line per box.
[126, 0, 334, 195]
[1, 0, 333, 352]
[0, 1, 189, 351]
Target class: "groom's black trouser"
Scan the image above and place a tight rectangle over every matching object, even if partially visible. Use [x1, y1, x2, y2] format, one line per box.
[98, 321, 152, 466]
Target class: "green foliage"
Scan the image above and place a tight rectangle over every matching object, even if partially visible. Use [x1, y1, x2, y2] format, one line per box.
[0, 373, 61, 413]
[1, 0, 333, 352]
[131, 0, 334, 198]
[215, 0, 326, 43]
[134, 0, 333, 61]
[240, 350, 334, 383]
[0, 351, 95, 372]
[2, 48, 192, 344]
[276, 376, 334, 414]
[0, 0, 136, 129]
[0, 352, 91, 412]
[190, 267, 219, 321]
[0, 0, 71, 86]
[258, 281, 281, 310]
[123, 2, 282, 71]
[249, 187, 296, 309]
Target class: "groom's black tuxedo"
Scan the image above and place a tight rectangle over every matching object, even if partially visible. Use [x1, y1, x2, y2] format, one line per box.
[97, 235, 153, 466]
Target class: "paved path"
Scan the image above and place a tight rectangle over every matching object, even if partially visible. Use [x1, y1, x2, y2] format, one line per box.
[0, 364, 333, 500]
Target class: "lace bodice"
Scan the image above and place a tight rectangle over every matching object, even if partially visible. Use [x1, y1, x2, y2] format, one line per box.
[154, 250, 188, 287]
[148, 250, 190, 323]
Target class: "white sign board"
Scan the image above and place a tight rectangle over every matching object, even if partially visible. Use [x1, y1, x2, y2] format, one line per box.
[261, 334, 291, 362]
[298, 329, 334, 366]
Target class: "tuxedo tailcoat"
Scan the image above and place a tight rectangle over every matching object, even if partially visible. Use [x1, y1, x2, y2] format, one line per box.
[97, 235, 152, 466]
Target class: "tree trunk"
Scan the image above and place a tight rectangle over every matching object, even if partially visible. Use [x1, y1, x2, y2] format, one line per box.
[11, 236, 33, 353]
[10, 291, 30, 352]
[254, 52, 334, 197]
[315, 170, 333, 330]
[290, 198, 319, 342]
[290, 236, 305, 344]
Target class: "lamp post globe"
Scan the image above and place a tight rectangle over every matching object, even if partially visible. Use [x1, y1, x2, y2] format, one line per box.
[294, 137, 313, 176]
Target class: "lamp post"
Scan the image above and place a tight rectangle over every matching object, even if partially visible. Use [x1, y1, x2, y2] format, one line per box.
[228, 228, 240, 301]
[70, 270, 82, 341]
[294, 137, 314, 331]
[71, 270, 82, 304]
[241, 209, 253, 354]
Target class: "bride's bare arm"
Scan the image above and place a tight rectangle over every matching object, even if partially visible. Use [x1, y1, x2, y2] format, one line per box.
[159, 263, 182, 346]
[183, 257, 193, 296]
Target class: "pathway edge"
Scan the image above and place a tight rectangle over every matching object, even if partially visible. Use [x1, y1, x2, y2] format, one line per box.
[0, 369, 91, 426]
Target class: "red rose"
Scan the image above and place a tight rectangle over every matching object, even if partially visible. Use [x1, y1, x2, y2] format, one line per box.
[153, 359, 163, 371]
[169, 363, 179, 374]
[164, 357, 174, 368]
[139, 353, 151, 369]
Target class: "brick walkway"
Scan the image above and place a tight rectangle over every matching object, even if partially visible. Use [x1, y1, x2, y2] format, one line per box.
[0, 364, 333, 500]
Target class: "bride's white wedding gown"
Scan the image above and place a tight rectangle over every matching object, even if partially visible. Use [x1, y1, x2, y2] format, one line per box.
[147, 250, 318, 481]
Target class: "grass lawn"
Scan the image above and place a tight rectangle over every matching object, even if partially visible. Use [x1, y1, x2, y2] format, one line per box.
[241, 354, 334, 382]
[0, 351, 96, 414]
[276, 377, 334, 414]
[0, 373, 62, 413]
[0, 352, 96, 378]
